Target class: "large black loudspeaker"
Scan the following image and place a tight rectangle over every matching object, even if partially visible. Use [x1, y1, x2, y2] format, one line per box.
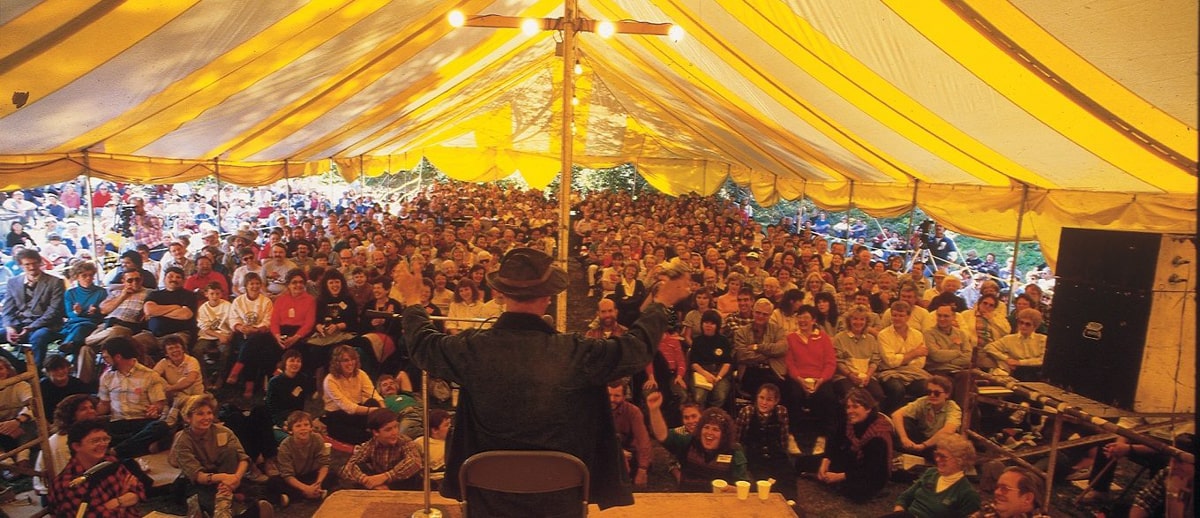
[1042, 229, 1161, 409]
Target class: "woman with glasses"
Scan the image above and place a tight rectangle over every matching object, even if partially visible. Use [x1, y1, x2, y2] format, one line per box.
[983, 309, 1046, 381]
[888, 433, 981, 517]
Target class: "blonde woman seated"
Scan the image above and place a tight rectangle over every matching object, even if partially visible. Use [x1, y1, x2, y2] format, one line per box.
[983, 309, 1046, 381]
[888, 433, 981, 517]
[322, 345, 383, 445]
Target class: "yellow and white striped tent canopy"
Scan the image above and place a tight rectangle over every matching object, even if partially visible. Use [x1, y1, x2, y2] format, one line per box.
[0, 0, 1195, 262]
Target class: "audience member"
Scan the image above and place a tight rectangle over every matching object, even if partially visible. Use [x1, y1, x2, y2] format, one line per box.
[47, 419, 145, 517]
[60, 261, 106, 358]
[984, 309, 1046, 381]
[971, 467, 1047, 518]
[33, 394, 96, 501]
[607, 381, 652, 488]
[876, 301, 931, 413]
[38, 354, 90, 419]
[891, 375, 962, 457]
[832, 304, 886, 403]
[733, 298, 788, 399]
[736, 383, 796, 500]
[689, 310, 733, 408]
[816, 388, 893, 502]
[269, 411, 335, 508]
[322, 345, 382, 445]
[152, 334, 203, 427]
[172, 394, 273, 518]
[889, 433, 981, 517]
[340, 408, 422, 490]
[96, 337, 170, 458]
[647, 391, 749, 492]
[2, 248, 65, 367]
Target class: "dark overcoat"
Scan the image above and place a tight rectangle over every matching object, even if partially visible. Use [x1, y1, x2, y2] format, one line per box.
[403, 304, 672, 511]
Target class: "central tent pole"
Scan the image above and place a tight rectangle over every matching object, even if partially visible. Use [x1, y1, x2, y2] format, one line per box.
[555, 0, 578, 332]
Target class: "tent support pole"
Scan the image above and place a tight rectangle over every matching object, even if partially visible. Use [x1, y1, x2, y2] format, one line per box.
[1008, 184, 1029, 307]
[284, 160, 292, 225]
[554, 0, 578, 332]
[905, 181, 918, 265]
[844, 180, 855, 241]
[83, 152, 98, 257]
[214, 158, 223, 235]
[797, 180, 807, 234]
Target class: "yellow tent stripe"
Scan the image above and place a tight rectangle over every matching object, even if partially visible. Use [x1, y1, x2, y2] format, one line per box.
[220, 0, 512, 160]
[288, 36, 551, 159]
[958, 0, 1197, 164]
[726, 0, 1052, 188]
[284, 0, 562, 159]
[596, 8, 890, 184]
[60, 0, 385, 154]
[584, 49, 821, 182]
[0, 1, 201, 120]
[352, 46, 555, 156]
[0, 0, 114, 68]
[640, 0, 920, 184]
[886, 1, 1196, 192]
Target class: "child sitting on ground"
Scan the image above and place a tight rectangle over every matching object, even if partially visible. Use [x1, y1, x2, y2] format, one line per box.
[268, 411, 336, 508]
[340, 408, 423, 490]
[152, 334, 203, 427]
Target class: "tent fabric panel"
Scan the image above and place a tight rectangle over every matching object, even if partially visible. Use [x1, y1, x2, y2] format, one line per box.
[791, 0, 1171, 193]
[131, 0, 398, 160]
[639, 160, 732, 199]
[883, 1, 1194, 193]
[599, 0, 917, 184]
[967, 0, 1196, 161]
[0, 0, 39, 27]
[697, 0, 1043, 188]
[58, 0, 339, 155]
[0, 0, 203, 125]
[1010, 0, 1199, 129]
[331, 36, 559, 159]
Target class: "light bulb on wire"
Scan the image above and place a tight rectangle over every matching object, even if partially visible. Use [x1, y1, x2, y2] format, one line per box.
[448, 10, 465, 27]
[521, 18, 540, 36]
[668, 24, 684, 42]
[596, 20, 615, 38]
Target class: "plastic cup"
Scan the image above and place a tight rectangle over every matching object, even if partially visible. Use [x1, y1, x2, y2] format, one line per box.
[711, 479, 728, 494]
[756, 480, 771, 500]
[735, 480, 751, 500]
[323, 442, 332, 455]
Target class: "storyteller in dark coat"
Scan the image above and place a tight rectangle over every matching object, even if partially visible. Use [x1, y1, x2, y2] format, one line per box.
[404, 249, 692, 515]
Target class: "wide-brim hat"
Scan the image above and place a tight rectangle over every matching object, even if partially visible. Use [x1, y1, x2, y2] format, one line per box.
[486, 247, 568, 298]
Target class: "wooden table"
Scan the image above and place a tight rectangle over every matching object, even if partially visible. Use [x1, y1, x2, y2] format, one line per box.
[314, 490, 797, 517]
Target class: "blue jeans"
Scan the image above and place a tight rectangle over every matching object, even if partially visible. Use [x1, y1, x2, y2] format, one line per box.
[110, 418, 170, 458]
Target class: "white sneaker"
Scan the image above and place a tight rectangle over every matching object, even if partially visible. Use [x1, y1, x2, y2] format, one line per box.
[812, 436, 827, 456]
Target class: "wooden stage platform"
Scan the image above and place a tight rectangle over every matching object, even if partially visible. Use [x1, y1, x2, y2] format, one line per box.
[313, 489, 797, 517]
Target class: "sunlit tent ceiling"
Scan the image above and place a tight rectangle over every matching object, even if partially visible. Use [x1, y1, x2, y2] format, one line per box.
[0, 0, 1195, 263]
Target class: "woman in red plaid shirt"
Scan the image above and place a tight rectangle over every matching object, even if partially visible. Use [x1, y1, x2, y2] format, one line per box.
[48, 418, 144, 517]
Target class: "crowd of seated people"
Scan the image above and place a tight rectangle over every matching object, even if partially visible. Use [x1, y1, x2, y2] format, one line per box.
[0, 178, 1139, 517]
